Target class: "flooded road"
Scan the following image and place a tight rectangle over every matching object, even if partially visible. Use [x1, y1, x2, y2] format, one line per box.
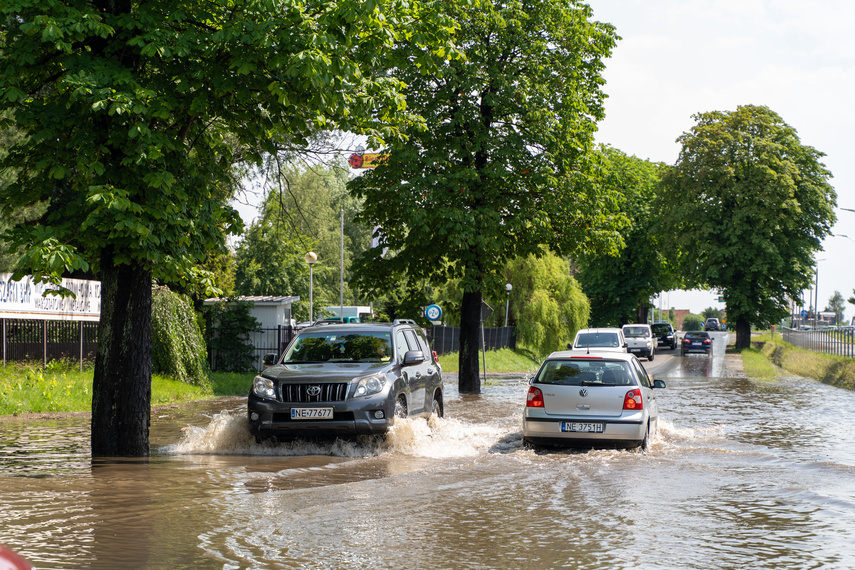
[2, 332, 855, 569]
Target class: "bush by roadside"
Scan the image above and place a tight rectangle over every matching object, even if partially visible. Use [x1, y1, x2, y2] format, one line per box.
[750, 334, 855, 390]
[438, 348, 540, 374]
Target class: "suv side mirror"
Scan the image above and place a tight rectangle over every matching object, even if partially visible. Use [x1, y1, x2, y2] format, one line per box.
[262, 353, 278, 367]
[567, 342, 572, 349]
[653, 379, 666, 389]
[403, 350, 425, 365]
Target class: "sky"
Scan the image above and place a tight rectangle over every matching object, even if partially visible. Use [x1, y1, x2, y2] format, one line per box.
[586, 0, 855, 318]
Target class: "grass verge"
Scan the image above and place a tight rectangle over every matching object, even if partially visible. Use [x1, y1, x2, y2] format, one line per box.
[437, 347, 541, 374]
[740, 347, 779, 381]
[0, 362, 255, 416]
[750, 334, 855, 390]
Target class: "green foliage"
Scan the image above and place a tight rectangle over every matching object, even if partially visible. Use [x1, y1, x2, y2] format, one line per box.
[437, 348, 540, 374]
[204, 300, 261, 372]
[826, 291, 846, 324]
[151, 287, 210, 388]
[576, 146, 677, 326]
[682, 314, 704, 331]
[701, 307, 723, 319]
[660, 105, 837, 347]
[505, 252, 590, 358]
[350, 0, 622, 297]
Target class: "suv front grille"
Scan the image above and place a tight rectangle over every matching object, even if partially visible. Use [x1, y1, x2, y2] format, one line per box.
[280, 383, 349, 402]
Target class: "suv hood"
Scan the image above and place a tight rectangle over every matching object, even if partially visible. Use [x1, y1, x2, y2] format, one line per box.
[263, 362, 389, 382]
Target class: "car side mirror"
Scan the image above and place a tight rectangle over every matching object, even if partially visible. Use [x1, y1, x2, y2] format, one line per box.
[403, 350, 425, 365]
[567, 342, 573, 349]
[262, 353, 278, 367]
[653, 379, 666, 389]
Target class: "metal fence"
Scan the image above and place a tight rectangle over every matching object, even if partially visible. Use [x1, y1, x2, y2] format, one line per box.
[1, 319, 99, 368]
[781, 327, 855, 358]
[207, 325, 299, 372]
[426, 326, 516, 355]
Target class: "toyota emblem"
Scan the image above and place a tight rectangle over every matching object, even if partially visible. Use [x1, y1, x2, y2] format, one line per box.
[579, 388, 588, 397]
[306, 385, 321, 397]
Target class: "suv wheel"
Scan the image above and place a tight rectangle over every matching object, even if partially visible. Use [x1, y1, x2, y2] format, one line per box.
[430, 392, 444, 418]
[394, 396, 408, 421]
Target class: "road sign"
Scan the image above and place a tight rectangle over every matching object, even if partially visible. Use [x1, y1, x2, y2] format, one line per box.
[480, 301, 494, 322]
[718, 296, 725, 302]
[425, 304, 442, 321]
[348, 152, 385, 169]
[801, 309, 808, 318]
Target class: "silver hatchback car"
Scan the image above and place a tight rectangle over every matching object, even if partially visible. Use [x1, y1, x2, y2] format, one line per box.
[522, 351, 666, 450]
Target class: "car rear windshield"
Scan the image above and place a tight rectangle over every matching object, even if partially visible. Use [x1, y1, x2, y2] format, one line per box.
[284, 332, 393, 363]
[574, 332, 621, 348]
[534, 360, 635, 386]
[651, 324, 671, 334]
[623, 326, 649, 337]
[684, 332, 709, 339]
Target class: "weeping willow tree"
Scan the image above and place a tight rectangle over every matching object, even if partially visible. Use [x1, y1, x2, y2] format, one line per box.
[151, 287, 210, 389]
[505, 251, 590, 358]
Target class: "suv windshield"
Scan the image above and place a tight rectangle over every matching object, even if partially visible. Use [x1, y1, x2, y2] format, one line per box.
[283, 331, 393, 363]
[623, 326, 649, 337]
[574, 332, 621, 348]
[536, 360, 634, 386]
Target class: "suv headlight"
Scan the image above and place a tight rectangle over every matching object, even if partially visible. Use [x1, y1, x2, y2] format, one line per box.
[353, 373, 386, 397]
[252, 376, 276, 400]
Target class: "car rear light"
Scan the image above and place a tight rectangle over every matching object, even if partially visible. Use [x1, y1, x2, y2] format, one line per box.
[623, 389, 643, 410]
[682, 338, 690, 344]
[526, 386, 544, 407]
[703, 339, 711, 345]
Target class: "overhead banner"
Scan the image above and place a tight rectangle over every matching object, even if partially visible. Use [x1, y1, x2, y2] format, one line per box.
[0, 273, 101, 321]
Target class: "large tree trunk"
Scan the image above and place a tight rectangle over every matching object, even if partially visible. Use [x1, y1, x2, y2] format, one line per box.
[734, 315, 751, 350]
[91, 253, 152, 456]
[458, 291, 482, 394]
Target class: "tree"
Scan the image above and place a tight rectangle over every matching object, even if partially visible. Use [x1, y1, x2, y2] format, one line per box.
[0, 0, 454, 455]
[505, 251, 590, 358]
[826, 290, 846, 325]
[350, 0, 621, 393]
[151, 287, 209, 387]
[576, 147, 676, 326]
[660, 105, 836, 349]
[701, 307, 723, 320]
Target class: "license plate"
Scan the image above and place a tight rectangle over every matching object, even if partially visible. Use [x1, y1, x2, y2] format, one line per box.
[561, 422, 604, 433]
[290, 407, 333, 420]
[630, 348, 642, 352]
[692, 342, 702, 346]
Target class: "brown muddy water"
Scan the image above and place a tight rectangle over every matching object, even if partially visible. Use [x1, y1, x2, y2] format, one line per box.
[2, 333, 854, 569]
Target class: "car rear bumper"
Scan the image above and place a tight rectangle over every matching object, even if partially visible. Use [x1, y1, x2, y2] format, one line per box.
[522, 413, 648, 446]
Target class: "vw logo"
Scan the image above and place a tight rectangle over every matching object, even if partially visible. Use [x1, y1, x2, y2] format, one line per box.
[306, 385, 322, 397]
[579, 388, 588, 397]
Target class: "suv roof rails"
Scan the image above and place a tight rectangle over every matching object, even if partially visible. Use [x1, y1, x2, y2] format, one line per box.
[392, 319, 417, 325]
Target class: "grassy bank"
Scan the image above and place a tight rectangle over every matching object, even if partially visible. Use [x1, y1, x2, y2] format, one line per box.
[0, 361, 255, 416]
[437, 348, 541, 374]
[750, 334, 855, 390]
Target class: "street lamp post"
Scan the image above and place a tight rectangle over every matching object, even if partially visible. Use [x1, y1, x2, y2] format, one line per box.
[305, 252, 317, 322]
[504, 283, 512, 327]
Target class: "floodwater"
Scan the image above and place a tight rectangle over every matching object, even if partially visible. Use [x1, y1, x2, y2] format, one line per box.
[2, 332, 855, 569]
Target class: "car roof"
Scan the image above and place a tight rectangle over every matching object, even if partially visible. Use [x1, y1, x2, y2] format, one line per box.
[545, 350, 637, 362]
[302, 320, 417, 333]
[575, 328, 623, 334]
[622, 323, 650, 328]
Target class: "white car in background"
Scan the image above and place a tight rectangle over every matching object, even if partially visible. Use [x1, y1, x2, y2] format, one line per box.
[622, 323, 656, 361]
[569, 328, 627, 353]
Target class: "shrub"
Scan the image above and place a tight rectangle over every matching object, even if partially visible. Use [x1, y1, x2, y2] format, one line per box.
[204, 299, 261, 372]
[151, 287, 210, 388]
[682, 314, 704, 331]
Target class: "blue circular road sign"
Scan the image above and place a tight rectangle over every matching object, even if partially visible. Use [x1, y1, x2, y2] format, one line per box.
[425, 304, 443, 321]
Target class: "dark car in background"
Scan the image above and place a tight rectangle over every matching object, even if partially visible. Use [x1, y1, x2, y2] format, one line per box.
[248, 320, 443, 442]
[682, 331, 713, 356]
[651, 321, 677, 350]
[704, 318, 721, 331]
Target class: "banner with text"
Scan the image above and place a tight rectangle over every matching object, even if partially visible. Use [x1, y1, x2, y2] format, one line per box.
[0, 273, 101, 321]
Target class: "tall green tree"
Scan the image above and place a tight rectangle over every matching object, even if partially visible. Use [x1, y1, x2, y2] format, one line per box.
[576, 147, 676, 326]
[350, 0, 621, 393]
[660, 105, 837, 349]
[826, 290, 846, 325]
[0, 0, 454, 455]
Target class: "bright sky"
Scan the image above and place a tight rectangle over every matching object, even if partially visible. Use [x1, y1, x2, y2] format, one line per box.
[587, 0, 855, 319]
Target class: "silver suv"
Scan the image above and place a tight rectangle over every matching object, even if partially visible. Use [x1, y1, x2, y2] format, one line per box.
[248, 320, 443, 442]
[704, 318, 720, 331]
[622, 323, 656, 361]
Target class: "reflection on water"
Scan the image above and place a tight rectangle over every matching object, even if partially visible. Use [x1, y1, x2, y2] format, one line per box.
[2, 360, 855, 569]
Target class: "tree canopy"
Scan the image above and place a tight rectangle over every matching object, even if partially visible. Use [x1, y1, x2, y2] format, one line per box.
[349, 0, 621, 392]
[576, 147, 676, 327]
[0, 0, 455, 455]
[660, 105, 837, 348]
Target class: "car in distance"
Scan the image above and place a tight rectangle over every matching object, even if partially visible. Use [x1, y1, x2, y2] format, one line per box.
[682, 331, 713, 356]
[248, 320, 443, 442]
[569, 328, 627, 353]
[522, 351, 666, 450]
[651, 321, 677, 350]
[704, 318, 720, 331]
[622, 323, 656, 361]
